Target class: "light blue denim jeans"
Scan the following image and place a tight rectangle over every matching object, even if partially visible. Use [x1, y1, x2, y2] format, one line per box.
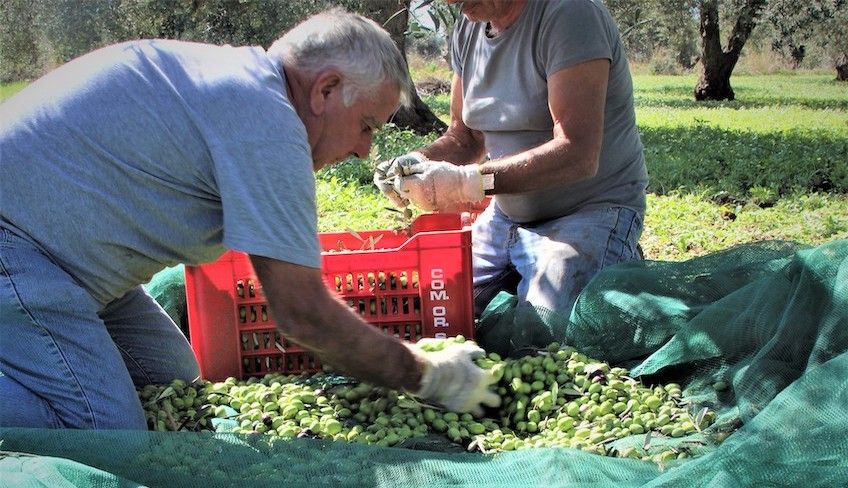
[0, 225, 199, 429]
[472, 203, 644, 318]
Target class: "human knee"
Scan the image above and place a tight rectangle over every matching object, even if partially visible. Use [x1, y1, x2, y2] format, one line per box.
[0, 369, 147, 430]
[139, 349, 200, 386]
[173, 356, 200, 383]
[0, 372, 63, 428]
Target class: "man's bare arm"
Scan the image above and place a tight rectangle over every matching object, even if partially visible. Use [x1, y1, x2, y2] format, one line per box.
[250, 255, 425, 391]
[420, 59, 609, 195]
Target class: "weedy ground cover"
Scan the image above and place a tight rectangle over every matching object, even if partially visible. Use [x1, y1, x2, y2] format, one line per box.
[0, 80, 27, 100]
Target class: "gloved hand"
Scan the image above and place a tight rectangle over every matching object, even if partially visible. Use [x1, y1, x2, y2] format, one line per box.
[373, 152, 427, 208]
[408, 342, 501, 417]
[394, 161, 485, 212]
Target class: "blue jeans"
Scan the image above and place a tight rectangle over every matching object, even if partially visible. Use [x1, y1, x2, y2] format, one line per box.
[472, 203, 644, 318]
[0, 225, 199, 429]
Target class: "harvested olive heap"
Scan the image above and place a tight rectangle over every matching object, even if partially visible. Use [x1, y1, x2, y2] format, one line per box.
[139, 337, 714, 463]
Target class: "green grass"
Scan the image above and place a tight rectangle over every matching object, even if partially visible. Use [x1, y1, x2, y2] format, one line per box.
[641, 191, 846, 260]
[633, 73, 848, 111]
[408, 54, 453, 82]
[0, 80, 27, 101]
[629, 73, 848, 259]
[634, 73, 848, 201]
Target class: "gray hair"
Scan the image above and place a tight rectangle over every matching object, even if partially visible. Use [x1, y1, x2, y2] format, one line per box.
[269, 8, 413, 108]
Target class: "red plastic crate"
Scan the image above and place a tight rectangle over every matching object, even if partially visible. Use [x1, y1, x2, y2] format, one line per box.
[185, 213, 475, 381]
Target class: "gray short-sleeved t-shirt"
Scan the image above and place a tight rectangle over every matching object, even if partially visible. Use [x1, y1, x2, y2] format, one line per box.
[451, 0, 648, 223]
[0, 40, 320, 304]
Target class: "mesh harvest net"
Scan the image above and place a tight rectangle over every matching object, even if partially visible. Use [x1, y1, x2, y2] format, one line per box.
[2, 239, 846, 487]
[143, 264, 189, 340]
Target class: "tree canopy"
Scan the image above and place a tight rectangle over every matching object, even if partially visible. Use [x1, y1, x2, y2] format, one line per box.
[1, 0, 844, 98]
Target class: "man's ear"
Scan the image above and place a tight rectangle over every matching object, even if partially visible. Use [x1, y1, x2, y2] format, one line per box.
[310, 69, 343, 115]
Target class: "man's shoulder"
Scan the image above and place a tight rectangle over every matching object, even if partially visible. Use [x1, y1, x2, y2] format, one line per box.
[533, 0, 615, 36]
[103, 39, 261, 67]
[536, 0, 607, 16]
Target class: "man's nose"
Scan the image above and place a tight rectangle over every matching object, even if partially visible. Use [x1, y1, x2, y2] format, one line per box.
[352, 136, 372, 159]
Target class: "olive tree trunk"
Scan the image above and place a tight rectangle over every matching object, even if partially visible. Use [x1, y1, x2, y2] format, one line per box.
[836, 53, 848, 81]
[358, 0, 447, 135]
[694, 0, 767, 101]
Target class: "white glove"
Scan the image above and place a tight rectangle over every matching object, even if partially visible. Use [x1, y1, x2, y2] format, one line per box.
[409, 342, 501, 417]
[395, 161, 485, 212]
[373, 152, 426, 208]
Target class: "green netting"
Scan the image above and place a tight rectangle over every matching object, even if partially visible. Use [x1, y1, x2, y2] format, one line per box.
[476, 292, 570, 359]
[0, 452, 142, 488]
[143, 265, 189, 340]
[1, 429, 666, 487]
[2, 239, 846, 486]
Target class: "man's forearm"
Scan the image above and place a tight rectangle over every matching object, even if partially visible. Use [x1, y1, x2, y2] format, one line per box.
[295, 293, 426, 391]
[420, 130, 487, 166]
[477, 136, 600, 194]
[419, 131, 598, 197]
[250, 256, 425, 392]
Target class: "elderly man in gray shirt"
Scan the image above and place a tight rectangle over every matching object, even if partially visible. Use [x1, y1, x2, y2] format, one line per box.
[1, 8, 498, 430]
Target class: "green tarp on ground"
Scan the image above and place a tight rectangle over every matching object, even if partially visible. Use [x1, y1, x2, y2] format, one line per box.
[3, 240, 846, 487]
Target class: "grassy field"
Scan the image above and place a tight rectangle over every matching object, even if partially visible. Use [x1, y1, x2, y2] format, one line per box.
[3, 71, 846, 261]
[0, 81, 27, 100]
[629, 73, 847, 258]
